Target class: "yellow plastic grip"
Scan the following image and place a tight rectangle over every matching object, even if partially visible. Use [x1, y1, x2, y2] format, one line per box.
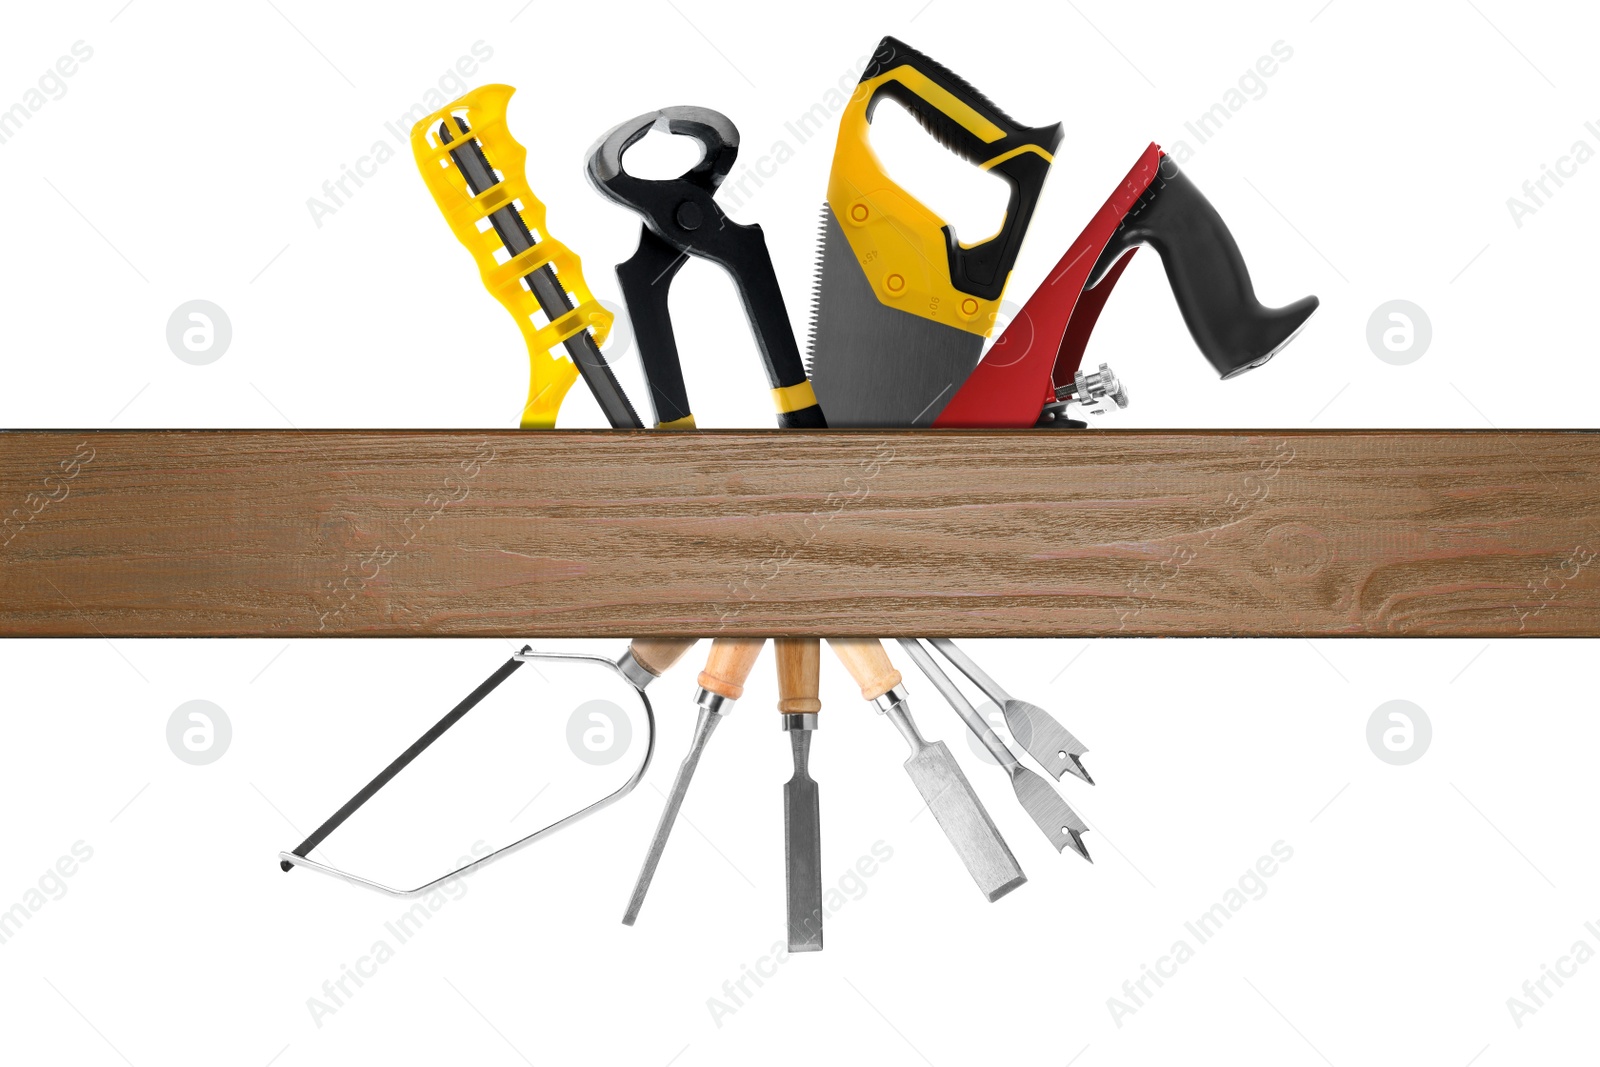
[410, 84, 611, 428]
[826, 69, 1051, 339]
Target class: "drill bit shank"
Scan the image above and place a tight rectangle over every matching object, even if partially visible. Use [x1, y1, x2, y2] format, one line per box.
[929, 639, 1092, 784]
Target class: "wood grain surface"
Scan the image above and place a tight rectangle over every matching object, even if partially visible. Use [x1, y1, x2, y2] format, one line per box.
[2, 430, 1597, 637]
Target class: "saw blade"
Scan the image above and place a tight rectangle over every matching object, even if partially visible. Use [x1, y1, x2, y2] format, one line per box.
[806, 205, 983, 427]
[802, 203, 830, 381]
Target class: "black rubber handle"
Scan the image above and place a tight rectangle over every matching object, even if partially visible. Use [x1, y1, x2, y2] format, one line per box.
[615, 227, 694, 426]
[778, 405, 828, 429]
[860, 36, 1063, 300]
[1087, 155, 1320, 379]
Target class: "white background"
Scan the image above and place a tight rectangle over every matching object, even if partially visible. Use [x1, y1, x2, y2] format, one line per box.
[1, 0, 1597, 1064]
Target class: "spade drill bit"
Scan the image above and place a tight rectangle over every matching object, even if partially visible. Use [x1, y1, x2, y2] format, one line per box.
[622, 638, 765, 925]
[928, 639, 1092, 784]
[777, 639, 824, 951]
[899, 639, 1091, 861]
[828, 639, 1025, 902]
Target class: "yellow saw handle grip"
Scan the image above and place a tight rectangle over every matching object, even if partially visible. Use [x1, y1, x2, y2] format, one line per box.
[827, 37, 1062, 338]
[410, 84, 611, 428]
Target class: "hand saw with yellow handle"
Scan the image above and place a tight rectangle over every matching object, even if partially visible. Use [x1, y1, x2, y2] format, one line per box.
[411, 83, 642, 428]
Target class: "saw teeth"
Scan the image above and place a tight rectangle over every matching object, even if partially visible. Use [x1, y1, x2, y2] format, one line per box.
[803, 202, 830, 378]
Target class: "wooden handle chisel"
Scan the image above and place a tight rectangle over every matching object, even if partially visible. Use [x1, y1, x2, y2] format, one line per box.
[899, 639, 1090, 860]
[777, 638, 824, 951]
[827, 638, 1025, 902]
[622, 637, 765, 925]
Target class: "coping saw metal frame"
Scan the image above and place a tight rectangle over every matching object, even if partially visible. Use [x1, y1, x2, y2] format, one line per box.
[277, 649, 657, 898]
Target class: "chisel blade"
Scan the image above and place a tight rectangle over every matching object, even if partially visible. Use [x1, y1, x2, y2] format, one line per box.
[903, 737, 1026, 902]
[1004, 699, 1093, 785]
[1011, 765, 1092, 861]
[897, 637, 1093, 861]
[621, 704, 721, 926]
[783, 730, 824, 951]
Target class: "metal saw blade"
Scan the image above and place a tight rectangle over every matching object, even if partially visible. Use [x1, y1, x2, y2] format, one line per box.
[807, 205, 984, 427]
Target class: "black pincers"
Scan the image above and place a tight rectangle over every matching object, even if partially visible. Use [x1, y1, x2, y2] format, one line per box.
[587, 107, 826, 429]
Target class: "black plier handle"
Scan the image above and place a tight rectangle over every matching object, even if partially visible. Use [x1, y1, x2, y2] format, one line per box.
[587, 107, 826, 429]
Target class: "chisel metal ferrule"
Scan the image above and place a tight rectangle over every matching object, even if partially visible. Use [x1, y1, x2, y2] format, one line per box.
[616, 649, 658, 691]
[695, 688, 733, 716]
[871, 686, 910, 716]
[781, 713, 818, 731]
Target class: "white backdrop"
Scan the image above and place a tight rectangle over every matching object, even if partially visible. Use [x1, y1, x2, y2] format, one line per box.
[2, 1, 1597, 1064]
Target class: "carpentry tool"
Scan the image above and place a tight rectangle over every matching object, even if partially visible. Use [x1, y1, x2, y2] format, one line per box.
[411, 84, 644, 429]
[926, 638, 1091, 783]
[807, 37, 1062, 427]
[606, 638, 702, 695]
[278, 639, 696, 896]
[898, 640, 1090, 860]
[777, 638, 824, 951]
[588, 106, 826, 429]
[828, 638, 1025, 901]
[623, 638, 766, 924]
[936, 147, 1319, 428]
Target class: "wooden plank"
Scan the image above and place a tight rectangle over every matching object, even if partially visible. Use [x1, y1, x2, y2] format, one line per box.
[1, 429, 1597, 637]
